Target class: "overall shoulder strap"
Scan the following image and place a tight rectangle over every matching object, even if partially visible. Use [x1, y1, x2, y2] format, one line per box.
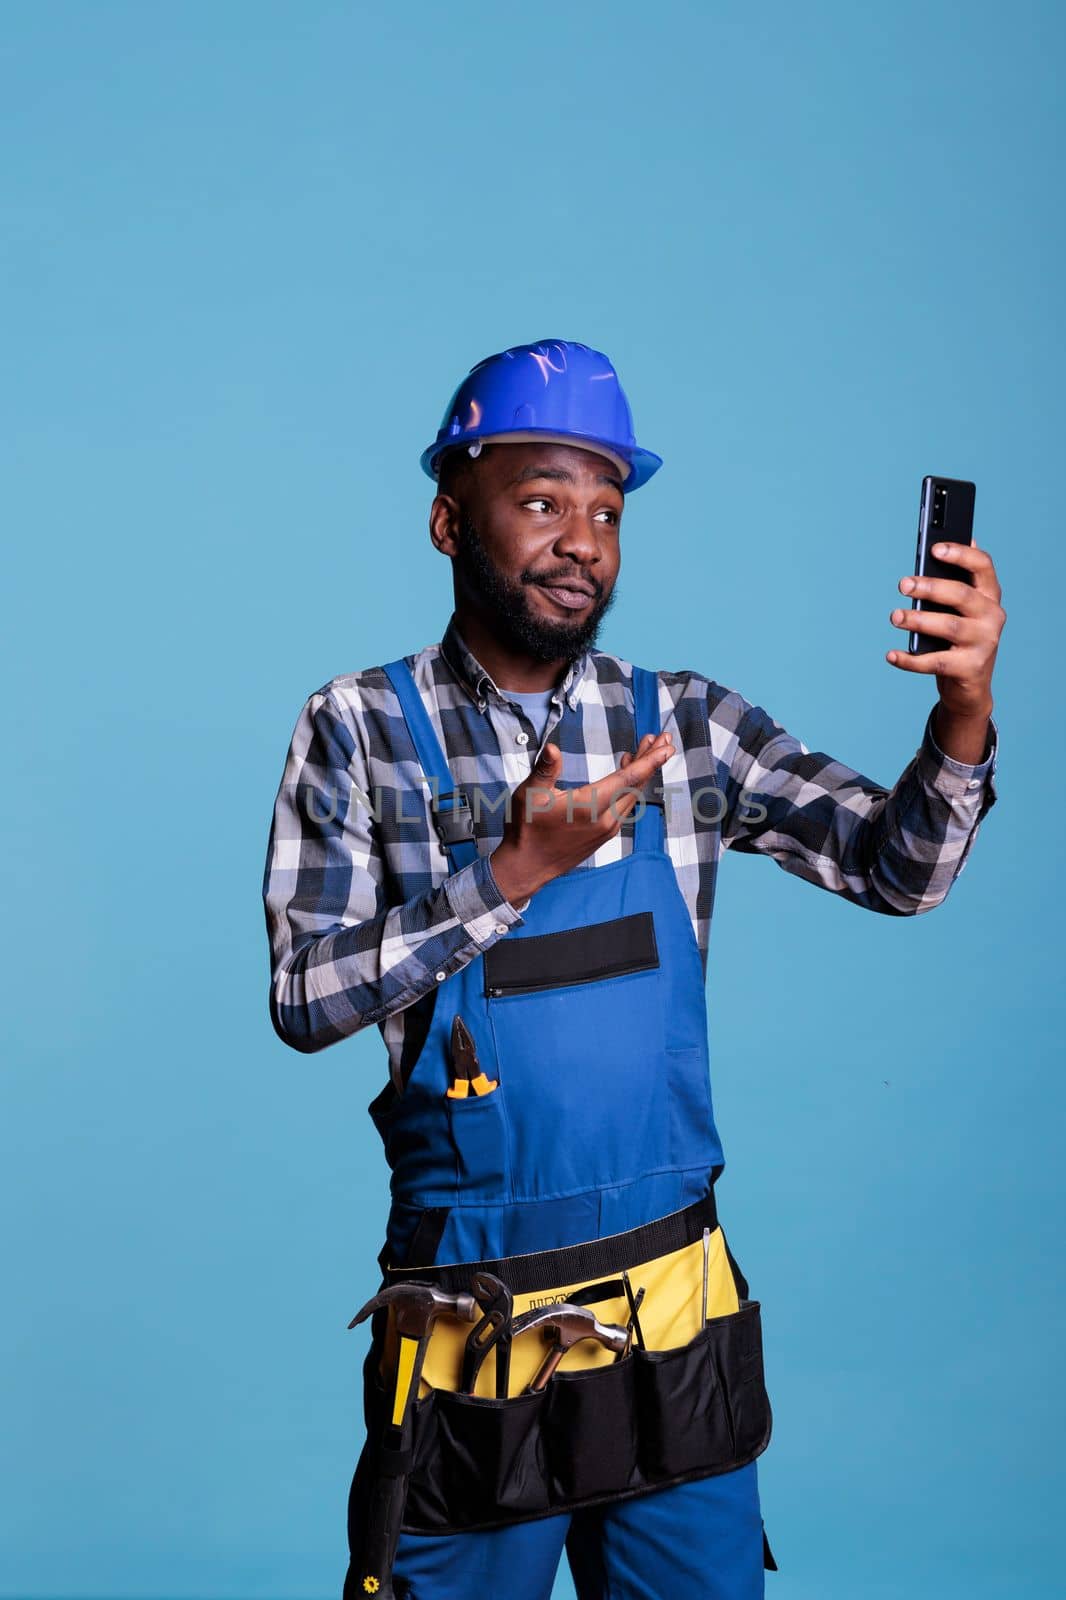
[631, 665, 665, 854]
[382, 657, 478, 872]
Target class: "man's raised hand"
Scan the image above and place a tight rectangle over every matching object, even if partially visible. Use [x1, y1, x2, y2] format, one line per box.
[490, 731, 674, 908]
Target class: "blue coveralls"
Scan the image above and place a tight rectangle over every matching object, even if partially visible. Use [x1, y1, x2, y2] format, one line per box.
[349, 660, 767, 1600]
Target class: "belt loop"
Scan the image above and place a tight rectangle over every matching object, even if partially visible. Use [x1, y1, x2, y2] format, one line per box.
[403, 1207, 450, 1269]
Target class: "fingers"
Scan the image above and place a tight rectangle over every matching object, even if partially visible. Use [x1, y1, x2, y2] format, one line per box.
[891, 590, 1005, 650]
[620, 733, 658, 771]
[530, 741, 562, 778]
[599, 734, 674, 814]
[916, 541, 1002, 602]
[615, 732, 673, 788]
[890, 607, 967, 644]
[885, 646, 954, 674]
[572, 733, 674, 822]
[517, 732, 673, 836]
[899, 573, 980, 612]
[518, 743, 562, 820]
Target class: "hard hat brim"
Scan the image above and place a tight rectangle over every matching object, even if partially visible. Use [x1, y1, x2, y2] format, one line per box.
[421, 428, 663, 493]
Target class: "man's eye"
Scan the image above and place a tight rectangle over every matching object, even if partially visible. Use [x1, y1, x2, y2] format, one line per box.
[524, 498, 553, 513]
[596, 509, 620, 525]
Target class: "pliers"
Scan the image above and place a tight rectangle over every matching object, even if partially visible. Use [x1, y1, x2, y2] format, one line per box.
[446, 1014, 499, 1099]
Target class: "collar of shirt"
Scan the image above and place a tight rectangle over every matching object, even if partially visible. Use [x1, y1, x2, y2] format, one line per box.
[439, 611, 592, 716]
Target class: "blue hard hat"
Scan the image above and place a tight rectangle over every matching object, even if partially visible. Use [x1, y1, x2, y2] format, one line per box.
[421, 339, 663, 493]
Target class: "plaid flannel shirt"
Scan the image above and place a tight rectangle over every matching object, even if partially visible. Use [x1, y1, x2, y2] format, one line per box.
[262, 613, 997, 1083]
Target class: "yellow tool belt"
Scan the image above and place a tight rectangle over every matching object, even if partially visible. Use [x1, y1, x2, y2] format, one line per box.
[381, 1224, 740, 1398]
[359, 1194, 773, 1536]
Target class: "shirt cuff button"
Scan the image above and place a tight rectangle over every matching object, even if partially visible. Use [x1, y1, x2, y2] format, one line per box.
[435, 969, 447, 982]
[967, 778, 980, 789]
[494, 923, 508, 935]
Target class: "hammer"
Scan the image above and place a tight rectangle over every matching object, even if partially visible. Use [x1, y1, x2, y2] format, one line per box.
[348, 1282, 477, 1598]
[511, 1302, 629, 1392]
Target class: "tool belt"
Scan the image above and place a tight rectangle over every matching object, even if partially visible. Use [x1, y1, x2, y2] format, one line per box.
[363, 1194, 773, 1536]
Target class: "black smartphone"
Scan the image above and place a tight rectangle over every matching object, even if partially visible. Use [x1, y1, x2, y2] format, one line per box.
[909, 475, 976, 655]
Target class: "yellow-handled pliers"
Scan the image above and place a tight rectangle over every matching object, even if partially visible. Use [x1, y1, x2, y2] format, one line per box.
[446, 1014, 499, 1098]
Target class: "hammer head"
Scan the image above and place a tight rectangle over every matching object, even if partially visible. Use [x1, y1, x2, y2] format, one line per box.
[512, 1301, 628, 1355]
[348, 1282, 478, 1337]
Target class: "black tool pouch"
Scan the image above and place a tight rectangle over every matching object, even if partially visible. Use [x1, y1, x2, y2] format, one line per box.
[363, 1297, 772, 1536]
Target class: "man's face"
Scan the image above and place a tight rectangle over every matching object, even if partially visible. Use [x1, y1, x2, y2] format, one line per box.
[440, 441, 625, 662]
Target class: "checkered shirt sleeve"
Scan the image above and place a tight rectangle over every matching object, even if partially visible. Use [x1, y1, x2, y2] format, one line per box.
[716, 690, 997, 912]
[261, 686, 525, 1054]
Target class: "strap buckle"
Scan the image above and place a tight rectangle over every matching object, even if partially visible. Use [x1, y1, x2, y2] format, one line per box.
[432, 789, 475, 846]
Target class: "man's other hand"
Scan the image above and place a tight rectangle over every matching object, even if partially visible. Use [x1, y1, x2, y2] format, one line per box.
[490, 731, 674, 907]
[886, 541, 1005, 764]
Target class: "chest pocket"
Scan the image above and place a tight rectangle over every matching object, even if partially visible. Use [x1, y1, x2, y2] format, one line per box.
[483, 912, 659, 998]
[482, 911, 669, 1203]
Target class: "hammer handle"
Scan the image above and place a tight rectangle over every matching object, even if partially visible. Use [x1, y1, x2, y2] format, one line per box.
[359, 1327, 432, 1596]
[527, 1344, 566, 1393]
[359, 1465, 407, 1599]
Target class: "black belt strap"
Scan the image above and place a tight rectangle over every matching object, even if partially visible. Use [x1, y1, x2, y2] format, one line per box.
[403, 1206, 450, 1269]
[384, 1190, 719, 1297]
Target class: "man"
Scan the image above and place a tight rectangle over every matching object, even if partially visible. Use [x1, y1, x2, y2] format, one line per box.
[262, 339, 1002, 1600]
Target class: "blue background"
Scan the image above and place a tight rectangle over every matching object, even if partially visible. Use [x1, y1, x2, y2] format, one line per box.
[4, 2, 1062, 1596]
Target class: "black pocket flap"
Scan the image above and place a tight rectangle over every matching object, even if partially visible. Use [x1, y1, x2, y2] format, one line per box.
[484, 912, 659, 998]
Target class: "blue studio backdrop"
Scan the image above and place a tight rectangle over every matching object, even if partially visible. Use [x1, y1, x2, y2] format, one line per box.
[3, 4, 1063, 1598]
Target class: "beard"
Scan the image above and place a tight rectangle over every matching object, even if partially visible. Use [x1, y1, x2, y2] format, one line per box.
[453, 514, 618, 664]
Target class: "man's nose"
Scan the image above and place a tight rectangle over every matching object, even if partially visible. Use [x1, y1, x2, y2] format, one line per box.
[553, 514, 604, 566]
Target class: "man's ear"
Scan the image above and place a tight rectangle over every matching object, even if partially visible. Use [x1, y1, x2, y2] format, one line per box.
[430, 492, 463, 557]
